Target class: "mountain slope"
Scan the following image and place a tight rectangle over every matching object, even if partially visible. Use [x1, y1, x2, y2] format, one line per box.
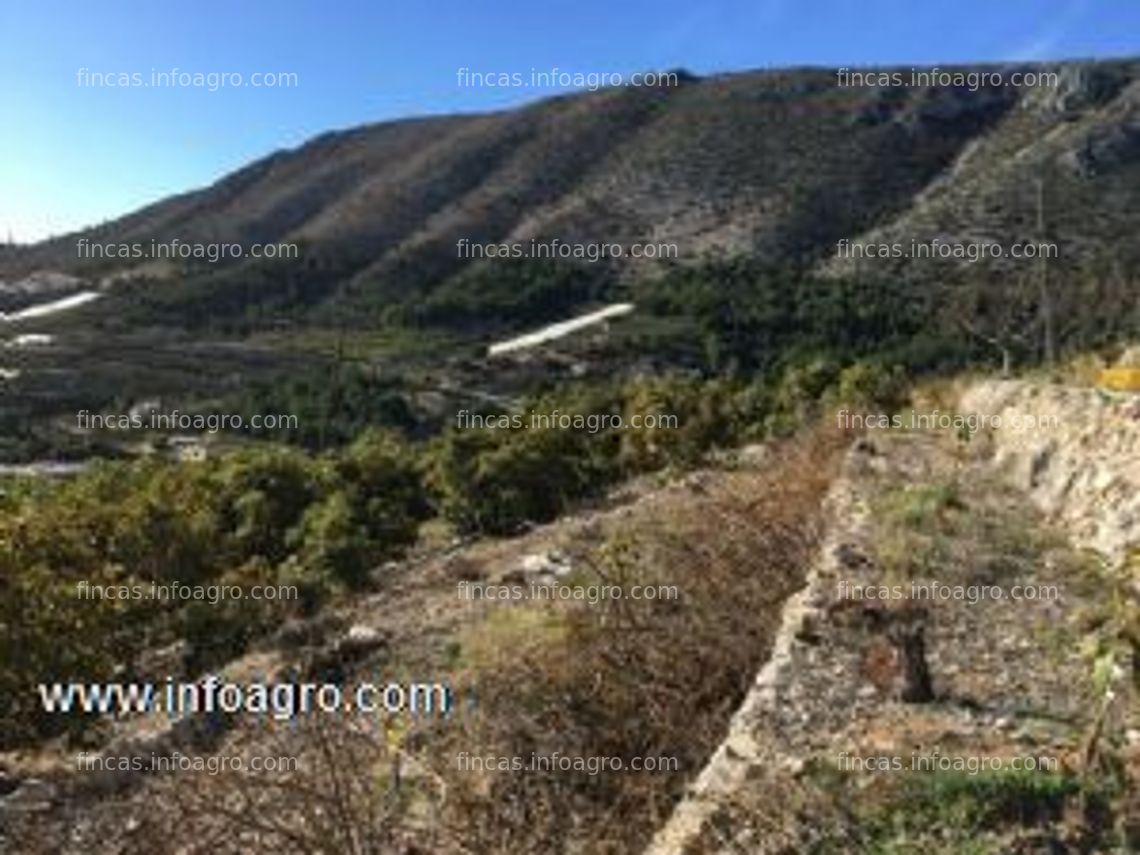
[6, 59, 1137, 335]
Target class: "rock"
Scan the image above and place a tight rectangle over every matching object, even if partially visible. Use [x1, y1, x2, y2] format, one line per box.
[684, 473, 709, 494]
[1117, 346, 1140, 368]
[960, 378, 1140, 560]
[782, 756, 806, 776]
[835, 542, 870, 570]
[795, 614, 823, 646]
[0, 769, 19, 797]
[341, 625, 387, 656]
[1033, 64, 1124, 115]
[1028, 445, 1054, 488]
[304, 624, 389, 682]
[516, 550, 572, 579]
[0, 778, 56, 813]
[272, 612, 346, 651]
[736, 444, 771, 467]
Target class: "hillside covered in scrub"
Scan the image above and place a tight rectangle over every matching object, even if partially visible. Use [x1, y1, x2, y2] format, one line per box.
[4, 60, 1140, 316]
[3, 57, 1140, 462]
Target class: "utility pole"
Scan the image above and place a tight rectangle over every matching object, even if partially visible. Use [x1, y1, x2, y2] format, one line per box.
[1035, 176, 1056, 366]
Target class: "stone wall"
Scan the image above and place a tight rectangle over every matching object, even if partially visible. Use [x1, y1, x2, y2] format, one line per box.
[960, 379, 1140, 562]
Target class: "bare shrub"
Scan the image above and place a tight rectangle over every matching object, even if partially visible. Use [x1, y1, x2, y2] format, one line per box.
[431, 425, 849, 852]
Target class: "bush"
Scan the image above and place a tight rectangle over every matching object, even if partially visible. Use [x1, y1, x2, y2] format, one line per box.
[832, 359, 910, 411]
[436, 425, 848, 852]
[426, 375, 749, 536]
[428, 424, 609, 535]
[292, 431, 428, 587]
[618, 375, 741, 471]
[764, 357, 842, 435]
[0, 433, 430, 747]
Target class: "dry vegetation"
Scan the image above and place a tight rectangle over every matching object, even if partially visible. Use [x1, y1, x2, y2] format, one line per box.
[3, 425, 848, 854]
[424, 425, 849, 852]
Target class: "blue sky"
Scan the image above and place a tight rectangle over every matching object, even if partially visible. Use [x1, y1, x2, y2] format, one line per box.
[1, 0, 1135, 242]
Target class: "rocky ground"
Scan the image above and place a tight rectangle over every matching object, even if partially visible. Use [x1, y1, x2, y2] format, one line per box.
[961, 379, 1140, 561]
[649, 390, 1140, 854]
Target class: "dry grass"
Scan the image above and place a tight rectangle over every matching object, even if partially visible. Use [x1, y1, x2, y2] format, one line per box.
[426, 424, 850, 853]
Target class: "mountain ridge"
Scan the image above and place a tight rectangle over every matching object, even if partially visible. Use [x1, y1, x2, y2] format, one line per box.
[4, 58, 1136, 333]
